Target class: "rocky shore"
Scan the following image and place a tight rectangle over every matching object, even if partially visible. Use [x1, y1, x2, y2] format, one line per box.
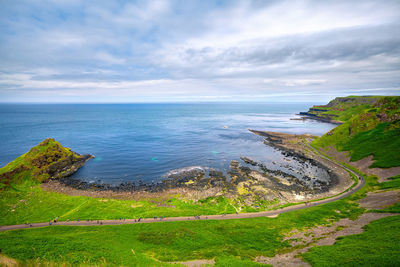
[298, 111, 343, 124]
[43, 131, 353, 207]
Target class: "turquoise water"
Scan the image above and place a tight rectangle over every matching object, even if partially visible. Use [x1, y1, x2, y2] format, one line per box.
[0, 103, 335, 184]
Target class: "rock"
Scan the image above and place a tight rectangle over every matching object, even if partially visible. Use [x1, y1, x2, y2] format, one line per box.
[0, 138, 93, 188]
[240, 156, 259, 166]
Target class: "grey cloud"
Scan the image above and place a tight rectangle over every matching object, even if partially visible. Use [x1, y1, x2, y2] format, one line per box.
[0, 0, 399, 102]
[160, 23, 400, 77]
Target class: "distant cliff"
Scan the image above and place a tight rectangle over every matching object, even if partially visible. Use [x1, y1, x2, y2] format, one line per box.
[300, 96, 383, 124]
[0, 138, 93, 189]
[311, 96, 400, 169]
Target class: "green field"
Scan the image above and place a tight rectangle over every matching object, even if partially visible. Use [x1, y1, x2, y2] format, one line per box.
[0, 199, 364, 266]
[302, 215, 400, 266]
[4, 172, 400, 266]
[2, 173, 399, 267]
[0, 182, 240, 226]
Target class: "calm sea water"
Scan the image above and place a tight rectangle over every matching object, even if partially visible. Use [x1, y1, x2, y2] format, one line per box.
[0, 103, 335, 185]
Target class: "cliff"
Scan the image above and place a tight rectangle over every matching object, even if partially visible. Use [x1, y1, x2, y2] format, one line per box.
[0, 138, 93, 189]
[311, 96, 400, 168]
[300, 96, 384, 124]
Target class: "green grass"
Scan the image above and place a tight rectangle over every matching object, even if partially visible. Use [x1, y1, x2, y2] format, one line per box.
[315, 103, 373, 122]
[0, 183, 239, 226]
[377, 175, 400, 190]
[308, 96, 383, 122]
[340, 123, 400, 168]
[302, 215, 400, 266]
[0, 200, 363, 266]
[312, 96, 400, 168]
[0, 138, 83, 187]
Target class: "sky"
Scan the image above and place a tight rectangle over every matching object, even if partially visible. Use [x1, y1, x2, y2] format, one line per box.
[0, 0, 399, 103]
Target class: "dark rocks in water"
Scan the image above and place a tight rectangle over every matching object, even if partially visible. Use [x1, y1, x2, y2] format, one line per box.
[209, 169, 224, 177]
[239, 166, 251, 175]
[49, 154, 93, 179]
[240, 156, 259, 166]
[230, 160, 240, 170]
[51, 131, 337, 204]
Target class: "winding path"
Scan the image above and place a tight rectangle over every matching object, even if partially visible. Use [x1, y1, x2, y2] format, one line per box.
[0, 141, 365, 232]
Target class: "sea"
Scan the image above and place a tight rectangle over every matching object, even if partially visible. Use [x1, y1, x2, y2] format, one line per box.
[0, 103, 336, 185]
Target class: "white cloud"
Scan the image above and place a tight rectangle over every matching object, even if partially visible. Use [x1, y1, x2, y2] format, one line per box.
[0, 0, 399, 102]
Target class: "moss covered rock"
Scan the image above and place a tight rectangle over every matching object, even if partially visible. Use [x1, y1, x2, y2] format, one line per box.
[0, 138, 93, 188]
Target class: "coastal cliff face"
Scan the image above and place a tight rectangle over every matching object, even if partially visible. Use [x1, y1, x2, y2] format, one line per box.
[312, 96, 400, 172]
[0, 138, 93, 189]
[299, 96, 383, 124]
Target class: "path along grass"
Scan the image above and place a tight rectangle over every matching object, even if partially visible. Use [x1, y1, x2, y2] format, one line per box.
[0, 181, 239, 226]
[0, 199, 363, 266]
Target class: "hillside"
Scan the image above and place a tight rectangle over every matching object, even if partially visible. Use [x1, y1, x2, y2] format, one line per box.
[0, 138, 93, 189]
[311, 96, 400, 168]
[300, 96, 384, 123]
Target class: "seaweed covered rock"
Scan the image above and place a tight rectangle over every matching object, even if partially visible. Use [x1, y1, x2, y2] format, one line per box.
[0, 138, 93, 188]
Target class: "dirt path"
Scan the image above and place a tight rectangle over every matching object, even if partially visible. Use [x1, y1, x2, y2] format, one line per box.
[0, 144, 364, 232]
[358, 189, 400, 209]
[172, 259, 215, 267]
[256, 212, 395, 267]
[256, 187, 400, 267]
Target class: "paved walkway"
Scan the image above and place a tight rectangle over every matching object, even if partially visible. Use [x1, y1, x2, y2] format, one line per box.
[0, 143, 364, 232]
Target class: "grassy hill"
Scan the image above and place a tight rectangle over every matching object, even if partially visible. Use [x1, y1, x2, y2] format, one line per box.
[0, 138, 92, 189]
[311, 96, 400, 168]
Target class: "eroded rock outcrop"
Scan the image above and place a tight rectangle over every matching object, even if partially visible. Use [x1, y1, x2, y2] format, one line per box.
[0, 138, 93, 188]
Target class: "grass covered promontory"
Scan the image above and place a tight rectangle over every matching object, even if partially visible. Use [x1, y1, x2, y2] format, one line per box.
[310, 96, 400, 168]
[0, 138, 92, 189]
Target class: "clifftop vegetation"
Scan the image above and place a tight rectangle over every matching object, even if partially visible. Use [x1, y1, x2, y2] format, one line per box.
[0, 138, 92, 189]
[312, 96, 400, 168]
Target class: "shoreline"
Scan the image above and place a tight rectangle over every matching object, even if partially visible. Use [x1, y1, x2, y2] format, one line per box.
[297, 112, 343, 124]
[3, 163, 364, 231]
[42, 130, 354, 206]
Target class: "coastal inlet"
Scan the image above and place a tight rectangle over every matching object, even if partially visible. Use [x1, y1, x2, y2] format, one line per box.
[54, 130, 347, 207]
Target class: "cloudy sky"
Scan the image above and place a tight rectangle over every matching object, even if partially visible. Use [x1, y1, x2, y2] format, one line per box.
[0, 0, 399, 103]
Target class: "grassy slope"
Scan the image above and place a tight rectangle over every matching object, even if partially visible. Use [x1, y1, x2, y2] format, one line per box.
[0, 138, 80, 188]
[308, 96, 384, 122]
[4, 171, 399, 267]
[312, 96, 400, 168]
[302, 215, 400, 266]
[0, 200, 363, 266]
[0, 183, 238, 226]
[299, 170, 400, 266]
